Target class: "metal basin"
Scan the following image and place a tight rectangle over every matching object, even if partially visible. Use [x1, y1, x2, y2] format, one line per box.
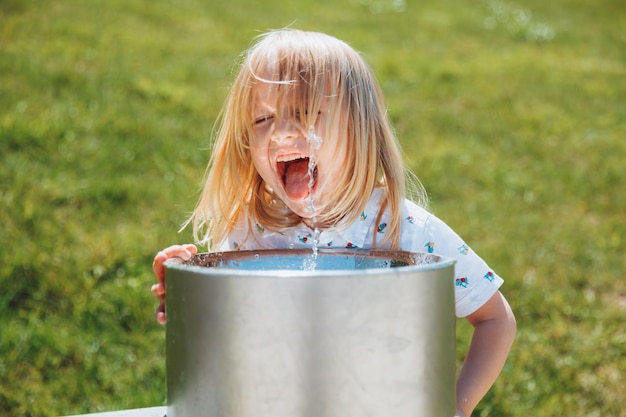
[165, 249, 456, 417]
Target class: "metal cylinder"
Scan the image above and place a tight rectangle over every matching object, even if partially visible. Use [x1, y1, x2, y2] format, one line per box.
[165, 249, 456, 417]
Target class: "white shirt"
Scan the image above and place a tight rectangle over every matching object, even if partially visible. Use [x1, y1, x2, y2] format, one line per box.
[219, 189, 504, 317]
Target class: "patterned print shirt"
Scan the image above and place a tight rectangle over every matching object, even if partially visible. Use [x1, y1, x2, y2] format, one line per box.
[220, 189, 504, 318]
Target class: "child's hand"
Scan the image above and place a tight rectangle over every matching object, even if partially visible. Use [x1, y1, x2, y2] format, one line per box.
[151, 244, 197, 324]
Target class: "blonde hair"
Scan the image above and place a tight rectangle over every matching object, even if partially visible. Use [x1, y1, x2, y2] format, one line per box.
[187, 29, 427, 250]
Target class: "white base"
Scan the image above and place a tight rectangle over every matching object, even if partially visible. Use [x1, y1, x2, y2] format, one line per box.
[62, 406, 166, 417]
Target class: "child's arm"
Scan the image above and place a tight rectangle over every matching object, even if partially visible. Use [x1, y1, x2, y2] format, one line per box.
[455, 290, 516, 417]
[151, 244, 198, 324]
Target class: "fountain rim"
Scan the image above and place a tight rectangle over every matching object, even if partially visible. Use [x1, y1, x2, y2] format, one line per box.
[164, 248, 456, 278]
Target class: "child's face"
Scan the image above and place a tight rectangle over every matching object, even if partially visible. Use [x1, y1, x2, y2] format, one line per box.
[249, 81, 348, 224]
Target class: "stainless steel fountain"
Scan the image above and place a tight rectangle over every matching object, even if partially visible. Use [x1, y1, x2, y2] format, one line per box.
[165, 249, 456, 417]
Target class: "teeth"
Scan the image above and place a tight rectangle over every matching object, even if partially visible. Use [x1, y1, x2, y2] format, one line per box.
[276, 154, 308, 163]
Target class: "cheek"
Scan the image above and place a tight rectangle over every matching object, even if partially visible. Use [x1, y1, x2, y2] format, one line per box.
[316, 118, 348, 163]
[319, 138, 348, 168]
[249, 144, 276, 185]
[249, 131, 269, 165]
[251, 151, 270, 176]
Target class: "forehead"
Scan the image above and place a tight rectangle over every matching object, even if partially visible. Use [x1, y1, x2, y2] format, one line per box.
[249, 68, 334, 108]
[250, 81, 282, 112]
[250, 81, 337, 115]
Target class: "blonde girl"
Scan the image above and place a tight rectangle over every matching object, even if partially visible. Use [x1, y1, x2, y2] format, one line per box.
[152, 29, 516, 417]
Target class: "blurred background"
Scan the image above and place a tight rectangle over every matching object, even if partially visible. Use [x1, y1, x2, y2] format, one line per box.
[1, 0, 624, 415]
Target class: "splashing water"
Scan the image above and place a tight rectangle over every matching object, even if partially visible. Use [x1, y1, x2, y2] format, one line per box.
[302, 126, 323, 270]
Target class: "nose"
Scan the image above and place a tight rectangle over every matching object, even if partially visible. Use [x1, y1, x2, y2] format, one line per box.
[271, 117, 300, 143]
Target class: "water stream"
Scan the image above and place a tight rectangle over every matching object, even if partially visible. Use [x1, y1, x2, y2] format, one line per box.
[303, 126, 323, 270]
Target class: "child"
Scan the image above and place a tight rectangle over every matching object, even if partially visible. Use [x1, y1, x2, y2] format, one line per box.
[151, 29, 516, 417]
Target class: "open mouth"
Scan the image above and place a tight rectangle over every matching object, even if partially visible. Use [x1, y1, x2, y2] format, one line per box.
[277, 157, 318, 200]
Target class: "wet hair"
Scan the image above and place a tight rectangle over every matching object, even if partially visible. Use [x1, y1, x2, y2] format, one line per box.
[187, 29, 427, 250]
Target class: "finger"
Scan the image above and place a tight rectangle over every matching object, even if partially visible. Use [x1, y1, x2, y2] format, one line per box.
[162, 245, 194, 261]
[152, 251, 168, 283]
[175, 244, 196, 261]
[151, 282, 165, 298]
[155, 303, 167, 325]
[184, 244, 198, 255]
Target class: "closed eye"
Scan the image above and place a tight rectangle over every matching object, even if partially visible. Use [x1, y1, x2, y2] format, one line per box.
[254, 114, 274, 125]
[295, 110, 322, 122]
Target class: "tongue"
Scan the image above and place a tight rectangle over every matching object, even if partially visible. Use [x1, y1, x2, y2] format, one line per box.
[284, 159, 312, 200]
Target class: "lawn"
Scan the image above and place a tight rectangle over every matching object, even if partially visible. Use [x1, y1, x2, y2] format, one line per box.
[1, 0, 624, 416]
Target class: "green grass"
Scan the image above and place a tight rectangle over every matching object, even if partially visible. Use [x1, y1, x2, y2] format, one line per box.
[1, 0, 624, 415]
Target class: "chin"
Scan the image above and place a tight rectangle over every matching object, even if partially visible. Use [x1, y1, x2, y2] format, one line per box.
[289, 205, 315, 220]
[282, 197, 316, 219]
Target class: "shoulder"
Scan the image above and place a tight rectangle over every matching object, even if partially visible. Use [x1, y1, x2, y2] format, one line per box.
[400, 198, 433, 228]
[397, 204, 505, 318]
